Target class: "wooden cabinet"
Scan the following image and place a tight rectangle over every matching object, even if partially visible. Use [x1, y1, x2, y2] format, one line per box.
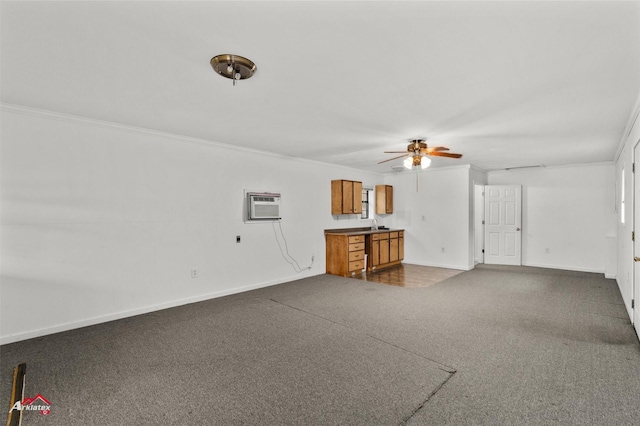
[371, 236, 380, 266]
[368, 230, 404, 270]
[332, 180, 363, 215]
[379, 232, 390, 264]
[326, 234, 366, 276]
[375, 185, 393, 214]
[389, 232, 399, 262]
[325, 229, 404, 277]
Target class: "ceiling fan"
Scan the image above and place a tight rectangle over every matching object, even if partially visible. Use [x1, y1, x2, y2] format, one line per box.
[379, 139, 462, 169]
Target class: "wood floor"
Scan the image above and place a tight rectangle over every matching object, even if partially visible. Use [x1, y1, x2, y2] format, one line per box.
[351, 263, 464, 288]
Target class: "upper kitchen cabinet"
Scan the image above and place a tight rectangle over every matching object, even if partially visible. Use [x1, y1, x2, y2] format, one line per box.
[331, 180, 363, 215]
[375, 185, 393, 214]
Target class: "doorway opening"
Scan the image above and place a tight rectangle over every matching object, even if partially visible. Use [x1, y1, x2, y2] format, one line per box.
[474, 184, 485, 264]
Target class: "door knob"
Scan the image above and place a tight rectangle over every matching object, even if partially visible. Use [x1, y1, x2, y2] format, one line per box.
[635, 257, 640, 262]
[516, 227, 521, 231]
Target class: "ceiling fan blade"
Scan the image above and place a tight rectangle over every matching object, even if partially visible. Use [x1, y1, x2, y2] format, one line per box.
[378, 153, 410, 164]
[427, 152, 463, 158]
[426, 146, 450, 152]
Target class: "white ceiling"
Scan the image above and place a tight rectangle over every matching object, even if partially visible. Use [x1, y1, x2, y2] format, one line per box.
[2, 1, 640, 173]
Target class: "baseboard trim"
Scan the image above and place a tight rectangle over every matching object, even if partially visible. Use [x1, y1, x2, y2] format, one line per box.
[523, 262, 605, 275]
[0, 272, 323, 345]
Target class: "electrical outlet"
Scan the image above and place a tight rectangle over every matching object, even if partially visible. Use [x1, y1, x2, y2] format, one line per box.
[191, 268, 199, 278]
[545, 248, 550, 254]
[236, 235, 241, 243]
[441, 247, 445, 253]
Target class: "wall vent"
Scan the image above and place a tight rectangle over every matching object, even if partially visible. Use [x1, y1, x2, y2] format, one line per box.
[504, 164, 545, 171]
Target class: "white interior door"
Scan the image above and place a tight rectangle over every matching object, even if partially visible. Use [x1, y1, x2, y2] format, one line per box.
[634, 141, 639, 331]
[484, 185, 522, 265]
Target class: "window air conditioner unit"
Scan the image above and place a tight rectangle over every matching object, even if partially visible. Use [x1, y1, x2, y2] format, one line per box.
[247, 192, 281, 220]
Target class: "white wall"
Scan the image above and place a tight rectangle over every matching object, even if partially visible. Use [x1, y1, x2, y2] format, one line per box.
[488, 163, 616, 274]
[1, 104, 629, 343]
[384, 165, 474, 270]
[0, 106, 382, 343]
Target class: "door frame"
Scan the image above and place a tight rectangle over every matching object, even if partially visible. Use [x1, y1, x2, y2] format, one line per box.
[633, 139, 639, 332]
[474, 184, 485, 264]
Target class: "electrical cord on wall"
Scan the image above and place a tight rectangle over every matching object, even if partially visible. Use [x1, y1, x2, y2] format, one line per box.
[272, 221, 313, 273]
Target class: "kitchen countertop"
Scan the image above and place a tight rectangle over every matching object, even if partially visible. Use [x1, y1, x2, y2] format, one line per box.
[324, 227, 404, 236]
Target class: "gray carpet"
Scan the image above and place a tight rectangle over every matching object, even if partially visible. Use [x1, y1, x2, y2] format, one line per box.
[2, 265, 639, 425]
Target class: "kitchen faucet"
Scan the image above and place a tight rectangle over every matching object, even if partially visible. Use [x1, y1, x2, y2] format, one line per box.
[371, 218, 378, 230]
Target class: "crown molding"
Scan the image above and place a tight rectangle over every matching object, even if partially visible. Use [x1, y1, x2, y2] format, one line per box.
[0, 103, 385, 177]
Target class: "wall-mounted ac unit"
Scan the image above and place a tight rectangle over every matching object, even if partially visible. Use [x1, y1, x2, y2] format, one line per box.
[247, 192, 281, 220]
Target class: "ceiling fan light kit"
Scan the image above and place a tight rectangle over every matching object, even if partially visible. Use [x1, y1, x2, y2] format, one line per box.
[404, 155, 431, 169]
[210, 54, 257, 86]
[379, 138, 462, 170]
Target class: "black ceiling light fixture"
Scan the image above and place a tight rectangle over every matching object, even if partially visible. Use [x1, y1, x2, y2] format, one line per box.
[210, 54, 257, 86]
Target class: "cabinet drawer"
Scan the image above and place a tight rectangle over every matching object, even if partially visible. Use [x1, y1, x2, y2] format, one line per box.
[348, 235, 365, 244]
[372, 233, 381, 241]
[379, 232, 390, 240]
[390, 231, 399, 239]
[349, 260, 365, 271]
[349, 243, 365, 252]
[399, 231, 404, 237]
[349, 250, 365, 261]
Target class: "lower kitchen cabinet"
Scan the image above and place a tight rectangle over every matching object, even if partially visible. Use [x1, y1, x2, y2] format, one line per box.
[369, 231, 404, 270]
[390, 234, 399, 262]
[325, 229, 404, 277]
[325, 234, 366, 276]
